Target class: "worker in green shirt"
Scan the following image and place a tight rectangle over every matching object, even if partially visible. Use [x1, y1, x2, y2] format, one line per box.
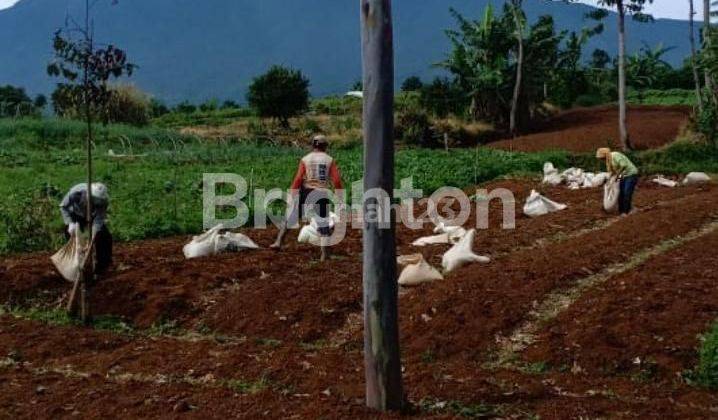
[596, 147, 639, 215]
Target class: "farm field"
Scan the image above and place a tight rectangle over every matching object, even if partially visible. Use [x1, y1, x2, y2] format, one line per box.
[1, 177, 717, 418]
[489, 105, 691, 153]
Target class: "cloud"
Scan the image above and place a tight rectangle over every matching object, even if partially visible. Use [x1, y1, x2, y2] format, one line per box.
[0, 0, 20, 10]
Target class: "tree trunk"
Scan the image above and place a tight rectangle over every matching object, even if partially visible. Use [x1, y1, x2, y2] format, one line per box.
[691, 0, 705, 113]
[509, 1, 524, 137]
[359, 0, 404, 412]
[82, 0, 93, 324]
[617, 1, 632, 151]
[704, 0, 717, 104]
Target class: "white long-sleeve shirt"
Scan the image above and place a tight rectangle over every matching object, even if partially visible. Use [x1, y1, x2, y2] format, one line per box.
[60, 183, 109, 231]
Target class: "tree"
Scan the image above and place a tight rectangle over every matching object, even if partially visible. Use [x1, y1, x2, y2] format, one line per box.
[360, 0, 404, 412]
[626, 43, 673, 101]
[587, 0, 653, 151]
[247, 65, 310, 127]
[441, 5, 561, 130]
[401, 75, 423, 92]
[419, 77, 467, 118]
[47, 0, 135, 322]
[591, 48, 612, 69]
[705, 0, 715, 100]
[509, 0, 525, 136]
[0, 85, 36, 117]
[690, 0, 705, 112]
[34, 94, 48, 110]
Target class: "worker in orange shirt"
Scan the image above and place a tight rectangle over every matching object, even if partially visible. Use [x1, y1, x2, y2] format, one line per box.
[271, 135, 343, 261]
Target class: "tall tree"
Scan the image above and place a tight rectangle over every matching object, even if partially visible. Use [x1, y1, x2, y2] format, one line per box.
[47, 0, 134, 322]
[690, 0, 704, 112]
[509, 0, 525, 137]
[588, 0, 653, 151]
[705, 0, 714, 97]
[360, 0, 404, 412]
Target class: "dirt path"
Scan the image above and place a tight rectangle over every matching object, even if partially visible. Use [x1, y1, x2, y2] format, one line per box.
[488, 105, 691, 153]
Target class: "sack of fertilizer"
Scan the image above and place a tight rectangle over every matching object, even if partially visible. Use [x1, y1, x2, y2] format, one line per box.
[441, 229, 490, 273]
[183, 225, 259, 259]
[398, 256, 444, 287]
[652, 175, 678, 188]
[683, 172, 712, 185]
[397, 253, 424, 267]
[523, 190, 567, 218]
[542, 162, 563, 186]
[581, 172, 610, 189]
[297, 212, 340, 246]
[412, 227, 467, 247]
[51, 232, 89, 283]
[603, 176, 620, 213]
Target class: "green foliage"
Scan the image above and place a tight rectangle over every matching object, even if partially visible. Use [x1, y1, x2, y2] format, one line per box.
[419, 77, 467, 118]
[104, 85, 152, 126]
[689, 321, 718, 389]
[0, 85, 38, 118]
[627, 89, 697, 106]
[401, 76, 424, 92]
[247, 65, 310, 126]
[395, 108, 435, 148]
[442, 5, 562, 128]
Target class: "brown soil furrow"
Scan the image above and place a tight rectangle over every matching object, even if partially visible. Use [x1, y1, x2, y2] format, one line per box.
[495, 218, 718, 366]
[523, 229, 718, 380]
[399, 185, 718, 363]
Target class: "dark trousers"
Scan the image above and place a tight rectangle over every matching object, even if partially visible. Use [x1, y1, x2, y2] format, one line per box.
[288, 188, 331, 236]
[619, 175, 638, 214]
[64, 224, 113, 276]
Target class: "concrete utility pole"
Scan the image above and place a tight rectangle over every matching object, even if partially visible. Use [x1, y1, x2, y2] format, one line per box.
[359, 0, 404, 412]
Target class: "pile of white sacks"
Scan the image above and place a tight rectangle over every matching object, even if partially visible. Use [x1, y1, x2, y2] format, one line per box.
[542, 162, 610, 190]
[400, 223, 490, 286]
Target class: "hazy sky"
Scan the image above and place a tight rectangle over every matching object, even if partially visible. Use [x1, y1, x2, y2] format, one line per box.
[577, 1, 703, 21]
[0, 0, 704, 21]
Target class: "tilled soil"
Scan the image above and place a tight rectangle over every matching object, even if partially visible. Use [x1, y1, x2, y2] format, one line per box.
[524, 230, 718, 380]
[0, 179, 717, 418]
[488, 106, 691, 152]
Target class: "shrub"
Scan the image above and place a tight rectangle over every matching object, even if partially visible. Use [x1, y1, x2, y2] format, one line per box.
[690, 322, 718, 389]
[395, 109, 435, 148]
[247, 65, 310, 126]
[104, 85, 151, 126]
[0, 85, 38, 118]
[0, 192, 62, 254]
[401, 76, 424, 92]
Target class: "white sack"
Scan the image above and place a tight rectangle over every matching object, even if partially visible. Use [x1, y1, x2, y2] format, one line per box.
[51, 232, 88, 283]
[683, 172, 712, 185]
[397, 253, 424, 267]
[298, 213, 339, 245]
[652, 175, 678, 188]
[398, 257, 444, 286]
[603, 177, 620, 213]
[441, 229, 490, 273]
[523, 190, 568, 218]
[542, 162, 563, 186]
[183, 225, 259, 259]
[412, 227, 467, 247]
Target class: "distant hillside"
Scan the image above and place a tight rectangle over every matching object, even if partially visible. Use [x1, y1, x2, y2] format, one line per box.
[0, 0, 697, 103]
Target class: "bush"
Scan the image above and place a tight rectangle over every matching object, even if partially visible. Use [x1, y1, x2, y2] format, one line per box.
[247, 65, 310, 126]
[104, 85, 151, 126]
[395, 109, 435, 148]
[419, 78, 467, 119]
[0, 85, 38, 118]
[0, 192, 62, 254]
[690, 322, 718, 389]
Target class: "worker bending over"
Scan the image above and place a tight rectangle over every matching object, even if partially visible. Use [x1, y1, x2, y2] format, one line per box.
[596, 147, 639, 215]
[271, 135, 343, 261]
[60, 182, 113, 275]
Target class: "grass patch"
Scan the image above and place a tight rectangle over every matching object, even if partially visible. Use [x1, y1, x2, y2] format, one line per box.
[255, 338, 282, 348]
[224, 376, 271, 394]
[1, 117, 715, 255]
[419, 399, 505, 418]
[686, 321, 718, 389]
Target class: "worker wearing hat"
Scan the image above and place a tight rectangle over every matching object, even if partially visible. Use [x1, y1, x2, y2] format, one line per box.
[60, 182, 113, 275]
[596, 147, 639, 215]
[271, 135, 343, 261]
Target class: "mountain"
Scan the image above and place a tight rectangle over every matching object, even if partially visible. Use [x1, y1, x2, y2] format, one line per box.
[0, 0, 697, 104]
